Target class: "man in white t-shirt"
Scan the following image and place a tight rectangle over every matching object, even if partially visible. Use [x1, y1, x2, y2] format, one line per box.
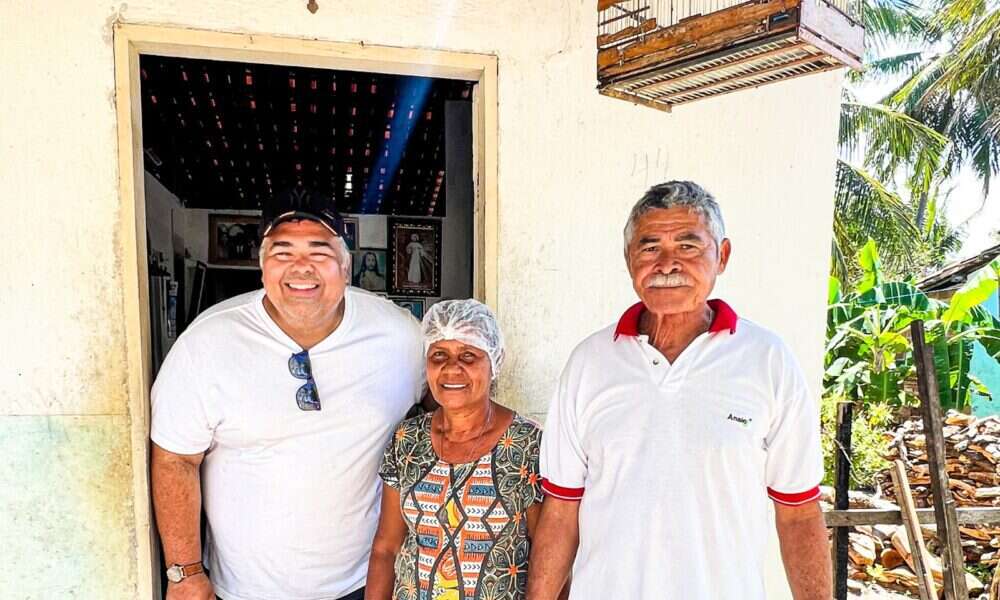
[527, 181, 831, 599]
[151, 188, 425, 600]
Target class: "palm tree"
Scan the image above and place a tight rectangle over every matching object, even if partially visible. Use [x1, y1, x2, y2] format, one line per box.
[885, 0, 1000, 221]
[830, 0, 997, 283]
[833, 94, 951, 281]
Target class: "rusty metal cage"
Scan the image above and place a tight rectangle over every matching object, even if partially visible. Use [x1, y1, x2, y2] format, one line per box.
[598, 0, 864, 111]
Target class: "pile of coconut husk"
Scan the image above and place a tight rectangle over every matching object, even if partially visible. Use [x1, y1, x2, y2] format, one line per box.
[826, 410, 1000, 598]
[823, 488, 988, 598]
[882, 411, 1000, 510]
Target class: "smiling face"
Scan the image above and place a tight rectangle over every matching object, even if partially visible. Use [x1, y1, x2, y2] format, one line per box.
[260, 219, 349, 329]
[426, 339, 493, 410]
[626, 207, 731, 316]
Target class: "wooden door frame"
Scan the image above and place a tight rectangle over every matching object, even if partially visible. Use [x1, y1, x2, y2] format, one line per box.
[113, 23, 499, 598]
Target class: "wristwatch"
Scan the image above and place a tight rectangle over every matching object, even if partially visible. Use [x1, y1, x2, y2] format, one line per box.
[165, 561, 204, 583]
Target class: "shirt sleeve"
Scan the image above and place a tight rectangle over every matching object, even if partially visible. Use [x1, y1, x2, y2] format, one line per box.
[150, 340, 218, 455]
[408, 315, 427, 406]
[524, 423, 545, 506]
[539, 360, 587, 501]
[379, 424, 403, 490]
[764, 342, 824, 506]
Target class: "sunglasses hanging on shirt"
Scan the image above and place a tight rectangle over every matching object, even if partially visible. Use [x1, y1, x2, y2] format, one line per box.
[288, 350, 321, 411]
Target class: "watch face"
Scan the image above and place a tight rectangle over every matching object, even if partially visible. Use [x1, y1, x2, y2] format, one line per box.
[166, 565, 183, 583]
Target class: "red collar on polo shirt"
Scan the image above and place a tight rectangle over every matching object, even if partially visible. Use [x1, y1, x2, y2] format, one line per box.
[613, 299, 738, 340]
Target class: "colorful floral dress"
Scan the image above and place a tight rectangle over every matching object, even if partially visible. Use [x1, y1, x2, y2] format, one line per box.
[379, 412, 543, 600]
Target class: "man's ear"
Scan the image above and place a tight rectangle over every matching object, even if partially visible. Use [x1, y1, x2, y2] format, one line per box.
[717, 238, 732, 274]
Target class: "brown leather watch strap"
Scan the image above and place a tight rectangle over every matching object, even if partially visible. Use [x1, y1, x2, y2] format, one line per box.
[180, 561, 204, 578]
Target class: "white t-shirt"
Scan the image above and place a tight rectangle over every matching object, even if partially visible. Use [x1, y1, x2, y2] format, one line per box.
[540, 300, 823, 600]
[151, 288, 425, 600]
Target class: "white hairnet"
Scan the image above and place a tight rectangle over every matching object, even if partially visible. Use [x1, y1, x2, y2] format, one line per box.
[422, 299, 505, 379]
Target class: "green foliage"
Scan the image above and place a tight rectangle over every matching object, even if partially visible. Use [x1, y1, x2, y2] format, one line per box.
[826, 244, 1000, 413]
[821, 395, 893, 489]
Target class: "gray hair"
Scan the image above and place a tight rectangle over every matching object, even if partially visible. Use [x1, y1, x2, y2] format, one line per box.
[623, 181, 726, 248]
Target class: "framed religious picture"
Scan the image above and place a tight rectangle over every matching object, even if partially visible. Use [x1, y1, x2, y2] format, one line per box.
[208, 214, 261, 267]
[391, 297, 425, 320]
[341, 217, 359, 251]
[388, 218, 441, 297]
[351, 249, 387, 292]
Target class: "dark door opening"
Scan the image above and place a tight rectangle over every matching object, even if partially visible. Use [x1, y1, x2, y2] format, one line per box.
[139, 54, 476, 373]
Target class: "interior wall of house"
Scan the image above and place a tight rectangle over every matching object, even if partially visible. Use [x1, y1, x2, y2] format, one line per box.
[142, 96, 474, 326]
[1, 1, 843, 597]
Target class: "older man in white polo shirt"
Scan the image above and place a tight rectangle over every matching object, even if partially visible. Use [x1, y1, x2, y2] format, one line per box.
[527, 181, 830, 599]
[151, 188, 424, 600]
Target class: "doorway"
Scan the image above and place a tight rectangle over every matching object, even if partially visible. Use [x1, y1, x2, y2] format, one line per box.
[113, 24, 498, 599]
[140, 55, 476, 369]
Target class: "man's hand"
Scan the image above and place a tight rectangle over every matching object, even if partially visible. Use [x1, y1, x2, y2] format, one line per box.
[151, 444, 209, 600]
[774, 500, 831, 600]
[165, 573, 214, 600]
[526, 497, 579, 600]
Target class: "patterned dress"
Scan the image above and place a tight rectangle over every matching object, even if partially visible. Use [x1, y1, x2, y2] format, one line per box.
[379, 412, 543, 600]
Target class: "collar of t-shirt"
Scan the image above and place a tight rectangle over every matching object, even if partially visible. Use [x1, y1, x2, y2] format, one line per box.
[610, 298, 737, 381]
[613, 298, 738, 340]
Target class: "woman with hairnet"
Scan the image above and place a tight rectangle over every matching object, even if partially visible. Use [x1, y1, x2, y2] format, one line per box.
[366, 299, 546, 600]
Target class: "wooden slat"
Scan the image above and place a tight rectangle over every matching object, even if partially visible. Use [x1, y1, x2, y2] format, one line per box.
[891, 460, 937, 600]
[833, 401, 854, 600]
[666, 60, 839, 105]
[598, 18, 658, 47]
[825, 507, 1000, 527]
[598, 0, 632, 11]
[652, 53, 827, 102]
[912, 321, 969, 600]
[798, 27, 862, 70]
[799, 0, 864, 60]
[600, 18, 799, 81]
[598, 87, 672, 112]
[628, 42, 805, 92]
[597, 0, 800, 71]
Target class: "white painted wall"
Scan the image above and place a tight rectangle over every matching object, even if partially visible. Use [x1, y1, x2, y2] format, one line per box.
[0, 1, 842, 598]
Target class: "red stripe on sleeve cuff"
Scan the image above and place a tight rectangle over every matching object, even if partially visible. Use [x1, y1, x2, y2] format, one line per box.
[541, 478, 584, 501]
[767, 486, 821, 506]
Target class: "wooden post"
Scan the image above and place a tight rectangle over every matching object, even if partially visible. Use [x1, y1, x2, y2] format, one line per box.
[911, 321, 969, 600]
[890, 460, 936, 600]
[833, 400, 853, 600]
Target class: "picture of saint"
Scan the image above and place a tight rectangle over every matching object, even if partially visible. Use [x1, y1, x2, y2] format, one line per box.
[352, 249, 387, 292]
[406, 233, 432, 285]
[389, 218, 441, 297]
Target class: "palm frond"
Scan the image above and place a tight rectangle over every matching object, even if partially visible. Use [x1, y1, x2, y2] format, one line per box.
[861, 0, 929, 50]
[853, 51, 927, 84]
[833, 160, 924, 280]
[840, 101, 951, 191]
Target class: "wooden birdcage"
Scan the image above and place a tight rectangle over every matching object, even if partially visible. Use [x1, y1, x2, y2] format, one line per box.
[598, 0, 864, 111]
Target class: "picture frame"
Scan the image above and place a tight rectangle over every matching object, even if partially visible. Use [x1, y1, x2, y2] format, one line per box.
[208, 214, 261, 267]
[351, 248, 388, 292]
[388, 218, 441, 297]
[342, 217, 359, 251]
[391, 297, 425, 320]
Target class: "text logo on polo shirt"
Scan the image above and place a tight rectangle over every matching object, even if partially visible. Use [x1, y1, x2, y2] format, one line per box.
[727, 413, 752, 427]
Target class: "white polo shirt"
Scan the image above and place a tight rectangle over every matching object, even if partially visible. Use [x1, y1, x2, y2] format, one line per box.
[540, 299, 822, 600]
[152, 287, 424, 600]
